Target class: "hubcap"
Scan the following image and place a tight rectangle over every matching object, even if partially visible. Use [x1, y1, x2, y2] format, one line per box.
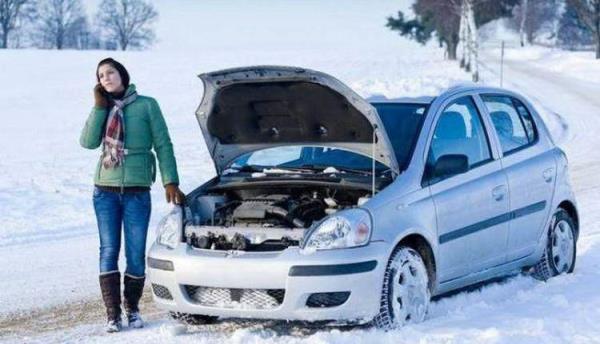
[551, 219, 575, 274]
[390, 253, 429, 326]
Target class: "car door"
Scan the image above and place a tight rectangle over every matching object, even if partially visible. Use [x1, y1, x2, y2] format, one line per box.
[480, 94, 556, 261]
[426, 95, 510, 283]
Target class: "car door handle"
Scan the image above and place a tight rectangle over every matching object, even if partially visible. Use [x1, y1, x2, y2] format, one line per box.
[543, 168, 554, 183]
[492, 185, 507, 202]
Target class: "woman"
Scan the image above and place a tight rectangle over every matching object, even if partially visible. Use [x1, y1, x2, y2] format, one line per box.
[80, 58, 185, 332]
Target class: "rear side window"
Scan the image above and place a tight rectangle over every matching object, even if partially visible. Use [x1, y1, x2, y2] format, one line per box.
[481, 95, 538, 154]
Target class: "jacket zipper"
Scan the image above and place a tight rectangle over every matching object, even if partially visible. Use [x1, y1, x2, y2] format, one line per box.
[121, 113, 126, 194]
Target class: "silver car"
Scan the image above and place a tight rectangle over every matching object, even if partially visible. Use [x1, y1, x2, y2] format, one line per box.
[148, 66, 578, 329]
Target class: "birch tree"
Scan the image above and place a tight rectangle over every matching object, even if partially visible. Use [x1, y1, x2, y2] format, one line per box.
[466, 0, 479, 81]
[519, 0, 529, 46]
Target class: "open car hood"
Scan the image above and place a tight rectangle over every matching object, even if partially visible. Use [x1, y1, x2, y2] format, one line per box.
[196, 66, 399, 174]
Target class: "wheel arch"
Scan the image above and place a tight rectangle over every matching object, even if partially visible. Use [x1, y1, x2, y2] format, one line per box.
[394, 234, 437, 292]
[558, 200, 579, 238]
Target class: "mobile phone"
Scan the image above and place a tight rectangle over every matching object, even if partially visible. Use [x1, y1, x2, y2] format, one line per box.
[99, 84, 109, 97]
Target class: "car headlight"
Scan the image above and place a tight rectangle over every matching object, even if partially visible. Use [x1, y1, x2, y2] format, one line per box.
[302, 208, 372, 251]
[156, 206, 183, 249]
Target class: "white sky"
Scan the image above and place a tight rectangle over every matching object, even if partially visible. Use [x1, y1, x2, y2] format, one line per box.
[86, 0, 414, 52]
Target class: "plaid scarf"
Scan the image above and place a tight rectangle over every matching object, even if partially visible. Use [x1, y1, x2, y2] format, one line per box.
[101, 89, 137, 169]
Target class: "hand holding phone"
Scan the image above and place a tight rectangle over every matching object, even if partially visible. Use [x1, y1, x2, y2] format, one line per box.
[94, 83, 109, 108]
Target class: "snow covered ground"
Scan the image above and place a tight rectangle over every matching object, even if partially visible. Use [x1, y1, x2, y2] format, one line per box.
[1, 1, 600, 343]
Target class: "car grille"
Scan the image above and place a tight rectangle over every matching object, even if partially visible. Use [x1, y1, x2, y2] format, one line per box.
[184, 285, 285, 309]
[152, 283, 173, 300]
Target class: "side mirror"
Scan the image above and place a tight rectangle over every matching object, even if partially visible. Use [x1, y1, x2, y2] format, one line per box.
[432, 154, 469, 179]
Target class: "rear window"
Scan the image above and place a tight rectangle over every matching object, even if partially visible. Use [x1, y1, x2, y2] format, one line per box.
[372, 103, 427, 170]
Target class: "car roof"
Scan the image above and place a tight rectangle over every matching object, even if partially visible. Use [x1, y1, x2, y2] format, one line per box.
[367, 84, 521, 107]
[368, 96, 435, 105]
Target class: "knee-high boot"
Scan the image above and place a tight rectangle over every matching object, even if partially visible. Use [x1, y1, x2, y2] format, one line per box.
[124, 274, 145, 328]
[99, 271, 122, 332]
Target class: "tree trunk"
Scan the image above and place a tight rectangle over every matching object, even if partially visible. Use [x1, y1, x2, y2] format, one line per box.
[447, 39, 458, 60]
[459, 1, 467, 67]
[1, 30, 7, 49]
[596, 8, 600, 59]
[519, 0, 528, 47]
[466, 0, 479, 82]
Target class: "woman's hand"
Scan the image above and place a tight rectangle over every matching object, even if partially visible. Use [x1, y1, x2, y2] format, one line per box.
[94, 83, 109, 108]
[165, 184, 185, 205]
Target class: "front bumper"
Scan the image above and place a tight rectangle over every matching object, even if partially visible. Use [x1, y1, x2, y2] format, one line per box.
[147, 241, 388, 322]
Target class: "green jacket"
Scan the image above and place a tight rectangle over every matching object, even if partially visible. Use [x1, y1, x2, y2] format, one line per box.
[80, 84, 179, 188]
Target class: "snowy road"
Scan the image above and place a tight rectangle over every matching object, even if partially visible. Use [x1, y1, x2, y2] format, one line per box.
[1, 47, 599, 343]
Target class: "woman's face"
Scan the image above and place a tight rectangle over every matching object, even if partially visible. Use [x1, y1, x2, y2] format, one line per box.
[97, 64, 125, 93]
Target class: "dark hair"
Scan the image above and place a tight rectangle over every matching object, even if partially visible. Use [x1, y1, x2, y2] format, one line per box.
[96, 57, 130, 89]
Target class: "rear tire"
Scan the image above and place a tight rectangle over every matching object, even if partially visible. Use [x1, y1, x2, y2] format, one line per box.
[169, 312, 218, 325]
[533, 209, 576, 281]
[373, 246, 430, 330]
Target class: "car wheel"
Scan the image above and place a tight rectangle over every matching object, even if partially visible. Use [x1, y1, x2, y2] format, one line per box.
[169, 312, 218, 325]
[533, 209, 577, 281]
[373, 246, 430, 330]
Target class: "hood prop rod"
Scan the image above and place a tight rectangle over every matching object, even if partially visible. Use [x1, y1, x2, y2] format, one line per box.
[371, 125, 377, 196]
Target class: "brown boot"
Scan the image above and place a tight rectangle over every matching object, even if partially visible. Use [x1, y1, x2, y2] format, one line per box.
[99, 272, 122, 332]
[124, 274, 145, 328]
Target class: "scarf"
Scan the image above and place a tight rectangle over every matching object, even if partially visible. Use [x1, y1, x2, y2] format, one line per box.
[101, 89, 138, 169]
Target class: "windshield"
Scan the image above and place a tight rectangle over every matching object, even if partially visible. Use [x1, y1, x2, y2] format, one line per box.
[229, 146, 389, 174]
[372, 102, 428, 170]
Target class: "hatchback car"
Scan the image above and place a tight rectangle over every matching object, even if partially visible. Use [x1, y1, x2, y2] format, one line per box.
[148, 66, 578, 329]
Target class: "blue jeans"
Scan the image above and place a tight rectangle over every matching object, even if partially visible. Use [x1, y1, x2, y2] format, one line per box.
[93, 187, 151, 278]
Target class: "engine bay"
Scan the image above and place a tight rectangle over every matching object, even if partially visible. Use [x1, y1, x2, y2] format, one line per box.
[183, 184, 371, 251]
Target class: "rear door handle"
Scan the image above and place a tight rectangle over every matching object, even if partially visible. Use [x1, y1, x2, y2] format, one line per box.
[543, 168, 554, 183]
[492, 185, 507, 202]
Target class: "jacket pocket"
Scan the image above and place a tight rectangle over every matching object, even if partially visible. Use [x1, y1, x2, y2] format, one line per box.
[123, 153, 151, 185]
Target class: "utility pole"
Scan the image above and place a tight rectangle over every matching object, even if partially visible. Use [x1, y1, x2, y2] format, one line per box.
[500, 40, 505, 87]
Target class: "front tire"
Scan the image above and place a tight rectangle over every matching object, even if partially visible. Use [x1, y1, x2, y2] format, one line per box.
[373, 246, 431, 330]
[533, 209, 577, 281]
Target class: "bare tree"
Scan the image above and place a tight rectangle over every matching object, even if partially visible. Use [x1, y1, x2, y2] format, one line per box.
[512, 0, 558, 46]
[96, 0, 158, 51]
[455, 0, 479, 81]
[519, 0, 529, 46]
[568, 0, 600, 58]
[0, 0, 29, 48]
[466, 0, 479, 82]
[34, 0, 87, 49]
[387, 0, 517, 64]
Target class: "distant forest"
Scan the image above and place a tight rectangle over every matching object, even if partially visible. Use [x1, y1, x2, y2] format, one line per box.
[388, 0, 600, 65]
[0, 0, 157, 50]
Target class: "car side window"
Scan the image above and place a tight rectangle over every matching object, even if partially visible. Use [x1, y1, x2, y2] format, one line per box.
[425, 96, 492, 182]
[481, 95, 537, 154]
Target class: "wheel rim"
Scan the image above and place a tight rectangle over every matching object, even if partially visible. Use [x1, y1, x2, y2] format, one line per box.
[551, 219, 575, 274]
[389, 254, 429, 326]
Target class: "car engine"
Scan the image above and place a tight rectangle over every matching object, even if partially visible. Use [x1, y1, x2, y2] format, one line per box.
[183, 186, 369, 251]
